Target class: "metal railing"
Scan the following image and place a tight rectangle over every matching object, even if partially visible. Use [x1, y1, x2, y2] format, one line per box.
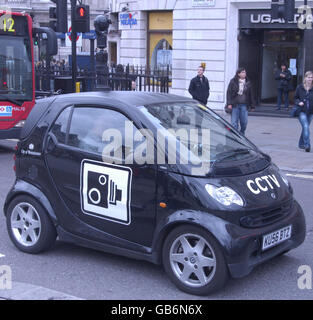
[35, 63, 171, 96]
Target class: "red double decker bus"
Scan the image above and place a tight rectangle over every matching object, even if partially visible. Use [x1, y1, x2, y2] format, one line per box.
[0, 10, 57, 139]
[0, 11, 34, 139]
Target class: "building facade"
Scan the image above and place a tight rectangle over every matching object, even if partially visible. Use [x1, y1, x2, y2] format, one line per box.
[108, 0, 313, 109]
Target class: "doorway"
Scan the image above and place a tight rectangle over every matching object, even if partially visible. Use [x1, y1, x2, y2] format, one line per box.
[239, 29, 303, 106]
[260, 30, 303, 105]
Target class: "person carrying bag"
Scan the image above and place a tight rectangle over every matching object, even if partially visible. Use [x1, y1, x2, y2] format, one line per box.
[226, 68, 255, 135]
[294, 71, 313, 152]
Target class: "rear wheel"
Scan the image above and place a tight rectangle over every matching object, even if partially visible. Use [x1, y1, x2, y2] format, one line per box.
[162, 225, 229, 296]
[6, 195, 57, 254]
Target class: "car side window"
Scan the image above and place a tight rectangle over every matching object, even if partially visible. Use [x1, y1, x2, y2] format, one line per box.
[50, 107, 72, 144]
[67, 107, 146, 162]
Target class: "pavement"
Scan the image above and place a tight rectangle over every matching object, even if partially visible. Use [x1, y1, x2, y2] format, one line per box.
[0, 282, 83, 300]
[219, 111, 313, 174]
[0, 112, 312, 300]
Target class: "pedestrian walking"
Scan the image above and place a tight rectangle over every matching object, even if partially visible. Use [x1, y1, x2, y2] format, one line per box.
[226, 67, 255, 135]
[188, 66, 210, 105]
[294, 71, 313, 152]
[275, 62, 292, 110]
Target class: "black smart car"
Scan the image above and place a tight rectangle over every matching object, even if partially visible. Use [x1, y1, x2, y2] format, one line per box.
[4, 92, 306, 295]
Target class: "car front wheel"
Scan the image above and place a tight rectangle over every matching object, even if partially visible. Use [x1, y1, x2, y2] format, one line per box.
[162, 225, 229, 296]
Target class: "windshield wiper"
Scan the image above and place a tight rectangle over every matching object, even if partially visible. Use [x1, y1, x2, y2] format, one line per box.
[209, 148, 254, 174]
[0, 95, 22, 106]
[216, 148, 252, 161]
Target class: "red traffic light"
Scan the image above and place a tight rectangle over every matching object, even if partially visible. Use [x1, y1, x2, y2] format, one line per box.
[79, 7, 85, 17]
[77, 6, 86, 18]
[74, 4, 90, 32]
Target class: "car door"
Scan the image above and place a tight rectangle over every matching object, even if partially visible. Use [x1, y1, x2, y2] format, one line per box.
[44, 105, 157, 248]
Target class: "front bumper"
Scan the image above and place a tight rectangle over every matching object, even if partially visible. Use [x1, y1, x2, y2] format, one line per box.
[224, 200, 306, 278]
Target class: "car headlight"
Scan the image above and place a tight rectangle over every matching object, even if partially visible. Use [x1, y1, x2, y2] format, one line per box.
[205, 184, 244, 207]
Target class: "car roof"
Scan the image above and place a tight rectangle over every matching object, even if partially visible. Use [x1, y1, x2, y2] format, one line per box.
[52, 91, 193, 108]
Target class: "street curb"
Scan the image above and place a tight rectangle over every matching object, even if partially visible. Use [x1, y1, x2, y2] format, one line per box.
[0, 281, 84, 300]
[278, 167, 313, 174]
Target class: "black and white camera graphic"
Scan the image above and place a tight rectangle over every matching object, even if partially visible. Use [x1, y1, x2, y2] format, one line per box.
[87, 172, 122, 208]
[81, 160, 132, 224]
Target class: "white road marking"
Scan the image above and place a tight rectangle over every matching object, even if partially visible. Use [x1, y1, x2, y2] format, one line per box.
[0, 253, 5, 258]
[286, 173, 313, 180]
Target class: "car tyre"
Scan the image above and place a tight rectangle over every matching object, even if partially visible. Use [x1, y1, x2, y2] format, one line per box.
[162, 225, 229, 296]
[6, 195, 57, 254]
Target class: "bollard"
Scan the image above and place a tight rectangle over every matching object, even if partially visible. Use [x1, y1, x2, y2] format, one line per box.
[76, 82, 81, 93]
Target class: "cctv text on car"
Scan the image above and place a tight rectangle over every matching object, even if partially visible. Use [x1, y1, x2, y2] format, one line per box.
[3, 91, 306, 295]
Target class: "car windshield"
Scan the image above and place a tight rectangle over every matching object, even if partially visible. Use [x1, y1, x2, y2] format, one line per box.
[139, 101, 257, 176]
[0, 36, 33, 101]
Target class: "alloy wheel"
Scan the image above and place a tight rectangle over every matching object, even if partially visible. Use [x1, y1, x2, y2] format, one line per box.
[169, 233, 217, 287]
[10, 202, 41, 247]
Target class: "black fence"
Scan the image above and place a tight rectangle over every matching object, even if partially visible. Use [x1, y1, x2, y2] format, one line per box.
[35, 64, 171, 97]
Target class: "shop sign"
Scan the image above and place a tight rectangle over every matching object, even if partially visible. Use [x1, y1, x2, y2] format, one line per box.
[192, 0, 215, 7]
[119, 12, 138, 29]
[240, 9, 308, 29]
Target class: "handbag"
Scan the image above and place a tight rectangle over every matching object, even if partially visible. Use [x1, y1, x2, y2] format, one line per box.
[290, 105, 302, 117]
[224, 104, 232, 114]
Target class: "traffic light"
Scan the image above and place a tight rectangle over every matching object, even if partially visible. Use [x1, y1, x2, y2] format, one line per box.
[271, 0, 295, 21]
[271, 0, 285, 19]
[74, 4, 90, 33]
[49, 0, 68, 33]
[49, 7, 57, 31]
[285, 0, 295, 21]
[33, 34, 39, 46]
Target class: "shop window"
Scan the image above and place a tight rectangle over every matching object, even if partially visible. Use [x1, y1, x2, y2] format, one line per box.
[151, 39, 172, 71]
[264, 30, 302, 43]
[148, 12, 173, 73]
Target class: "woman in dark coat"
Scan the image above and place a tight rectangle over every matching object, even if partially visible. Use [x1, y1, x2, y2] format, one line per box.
[294, 71, 313, 152]
[226, 68, 255, 135]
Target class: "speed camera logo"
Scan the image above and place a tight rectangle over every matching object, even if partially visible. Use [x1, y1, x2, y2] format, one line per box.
[87, 172, 122, 208]
[81, 160, 132, 224]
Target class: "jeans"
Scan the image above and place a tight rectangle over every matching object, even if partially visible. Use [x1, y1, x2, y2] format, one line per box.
[231, 104, 248, 135]
[298, 112, 313, 149]
[277, 88, 289, 109]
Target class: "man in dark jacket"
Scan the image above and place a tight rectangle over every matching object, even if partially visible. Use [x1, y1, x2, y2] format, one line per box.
[188, 66, 210, 105]
[226, 68, 255, 135]
[275, 63, 292, 110]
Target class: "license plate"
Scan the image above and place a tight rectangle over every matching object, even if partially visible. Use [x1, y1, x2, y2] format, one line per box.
[262, 225, 292, 251]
